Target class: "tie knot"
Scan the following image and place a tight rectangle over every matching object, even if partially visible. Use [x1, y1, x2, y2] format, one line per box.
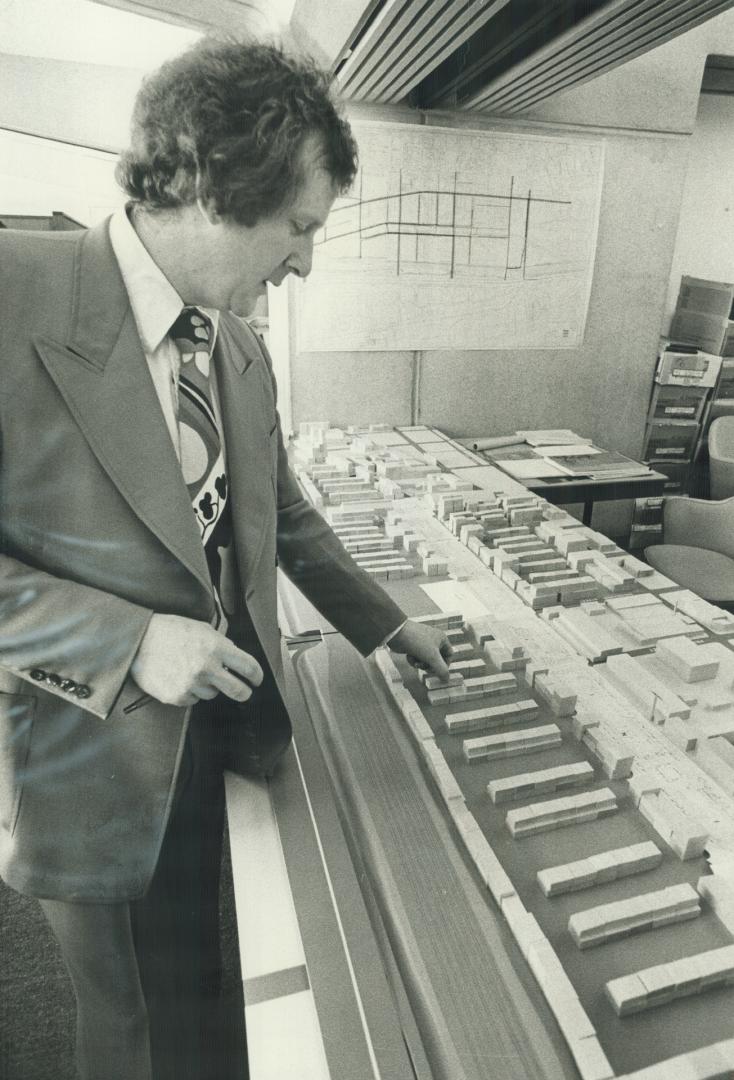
[169, 306, 214, 362]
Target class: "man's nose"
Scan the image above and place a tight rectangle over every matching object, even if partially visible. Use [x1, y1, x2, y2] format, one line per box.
[288, 235, 314, 279]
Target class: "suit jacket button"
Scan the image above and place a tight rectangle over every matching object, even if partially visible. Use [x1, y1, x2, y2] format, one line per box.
[60, 679, 76, 692]
[75, 685, 91, 699]
[30, 668, 46, 681]
[46, 673, 62, 687]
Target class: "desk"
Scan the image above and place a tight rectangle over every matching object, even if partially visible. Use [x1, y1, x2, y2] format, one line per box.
[512, 470, 667, 526]
[480, 449, 667, 526]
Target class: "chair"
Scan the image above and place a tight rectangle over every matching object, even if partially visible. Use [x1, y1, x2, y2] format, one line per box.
[708, 415, 734, 500]
[645, 495, 734, 603]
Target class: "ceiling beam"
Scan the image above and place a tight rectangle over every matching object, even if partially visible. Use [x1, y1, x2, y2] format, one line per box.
[454, 0, 734, 113]
[335, 0, 512, 103]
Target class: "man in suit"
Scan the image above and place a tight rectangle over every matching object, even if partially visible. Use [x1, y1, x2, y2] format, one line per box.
[0, 38, 451, 1080]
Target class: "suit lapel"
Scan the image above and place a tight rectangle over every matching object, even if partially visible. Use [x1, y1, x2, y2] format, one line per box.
[34, 221, 213, 602]
[215, 317, 273, 588]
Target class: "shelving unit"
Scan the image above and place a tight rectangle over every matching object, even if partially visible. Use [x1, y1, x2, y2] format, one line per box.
[630, 279, 734, 549]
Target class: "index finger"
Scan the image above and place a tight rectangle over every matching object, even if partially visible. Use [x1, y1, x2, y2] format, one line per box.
[220, 644, 264, 687]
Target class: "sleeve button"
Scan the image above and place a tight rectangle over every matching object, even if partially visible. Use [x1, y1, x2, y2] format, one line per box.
[60, 679, 77, 693]
[74, 685, 92, 700]
[30, 669, 47, 681]
[46, 673, 62, 687]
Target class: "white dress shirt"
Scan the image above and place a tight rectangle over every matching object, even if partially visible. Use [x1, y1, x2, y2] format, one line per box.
[109, 207, 222, 461]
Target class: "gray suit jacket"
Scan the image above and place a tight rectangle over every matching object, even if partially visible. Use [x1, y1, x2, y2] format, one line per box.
[0, 220, 404, 901]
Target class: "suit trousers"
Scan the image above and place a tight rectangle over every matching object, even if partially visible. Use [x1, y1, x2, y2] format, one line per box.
[39, 699, 248, 1080]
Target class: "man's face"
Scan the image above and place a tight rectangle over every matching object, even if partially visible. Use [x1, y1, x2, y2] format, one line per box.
[199, 136, 339, 316]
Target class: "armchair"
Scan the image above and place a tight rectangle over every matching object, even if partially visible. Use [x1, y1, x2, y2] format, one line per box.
[708, 415, 734, 500]
[645, 495, 734, 603]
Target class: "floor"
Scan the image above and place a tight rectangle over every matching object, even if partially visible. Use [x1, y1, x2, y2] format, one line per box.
[0, 825, 243, 1080]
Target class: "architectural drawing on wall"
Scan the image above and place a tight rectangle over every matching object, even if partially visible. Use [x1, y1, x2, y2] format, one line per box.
[316, 176, 573, 283]
[297, 122, 604, 352]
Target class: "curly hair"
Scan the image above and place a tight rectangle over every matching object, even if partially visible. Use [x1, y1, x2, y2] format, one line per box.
[116, 39, 358, 226]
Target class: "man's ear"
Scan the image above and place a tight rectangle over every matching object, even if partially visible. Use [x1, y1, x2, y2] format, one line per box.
[196, 196, 221, 226]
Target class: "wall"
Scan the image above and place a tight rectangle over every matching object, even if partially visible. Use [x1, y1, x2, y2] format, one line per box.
[286, 8, 734, 533]
[664, 92, 734, 327]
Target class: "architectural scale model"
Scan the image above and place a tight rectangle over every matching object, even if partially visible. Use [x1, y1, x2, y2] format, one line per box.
[290, 421, 734, 1080]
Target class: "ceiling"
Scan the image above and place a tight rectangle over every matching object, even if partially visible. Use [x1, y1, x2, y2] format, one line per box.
[93, 0, 734, 113]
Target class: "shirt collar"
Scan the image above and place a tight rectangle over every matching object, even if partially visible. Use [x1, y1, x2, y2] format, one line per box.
[109, 205, 219, 354]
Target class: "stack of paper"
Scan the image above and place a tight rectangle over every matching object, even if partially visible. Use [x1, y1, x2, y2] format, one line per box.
[551, 451, 652, 479]
[516, 429, 592, 446]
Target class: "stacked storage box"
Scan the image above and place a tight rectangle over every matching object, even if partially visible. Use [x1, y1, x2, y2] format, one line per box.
[630, 276, 733, 547]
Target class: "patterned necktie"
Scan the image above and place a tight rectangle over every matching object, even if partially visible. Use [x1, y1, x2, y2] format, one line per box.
[169, 306, 228, 545]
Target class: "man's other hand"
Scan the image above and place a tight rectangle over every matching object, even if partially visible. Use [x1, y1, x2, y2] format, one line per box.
[131, 614, 263, 707]
[388, 620, 452, 680]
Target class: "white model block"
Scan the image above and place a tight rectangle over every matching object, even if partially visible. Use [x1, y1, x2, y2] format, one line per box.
[522, 661, 550, 690]
[697, 875, 734, 934]
[521, 559, 569, 578]
[344, 538, 394, 554]
[354, 549, 410, 564]
[615, 552, 655, 579]
[569, 1035, 615, 1080]
[508, 506, 544, 526]
[448, 511, 476, 534]
[484, 525, 532, 545]
[365, 561, 416, 581]
[490, 552, 518, 578]
[448, 642, 474, 658]
[656, 636, 721, 682]
[569, 882, 700, 949]
[445, 698, 537, 734]
[462, 829, 516, 902]
[534, 673, 577, 716]
[459, 523, 484, 546]
[375, 648, 403, 684]
[497, 537, 545, 552]
[449, 658, 486, 676]
[489, 762, 594, 804]
[537, 841, 662, 897]
[422, 670, 463, 689]
[626, 770, 662, 806]
[506, 788, 617, 837]
[605, 652, 691, 722]
[464, 535, 483, 557]
[606, 945, 734, 1017]
[553, 608, 624, 662]
[638, 791, 708, 860]
[436, 494, 465, 520]
[500, 897, 546, 959]
[483, 642, 527, 672]
[535, 520, 584, 544]
[571, 711, 600, 740]
[463, 724, 561, 763]
[604, 593, 660, 614]
[413, 611, 464, 629]
[427, 684, 467, 705]
[422, 742, 464, 805]
[402, 701, 435, 742]
[463, 673, 520, 700]
[562, 582, 605, 604]
[661, 589, 734, 635]
[554, 530, 594, 556]
[664, 715, 698, 753]
[581, 726, 634, 779]
[605, 972, 649, 1016]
